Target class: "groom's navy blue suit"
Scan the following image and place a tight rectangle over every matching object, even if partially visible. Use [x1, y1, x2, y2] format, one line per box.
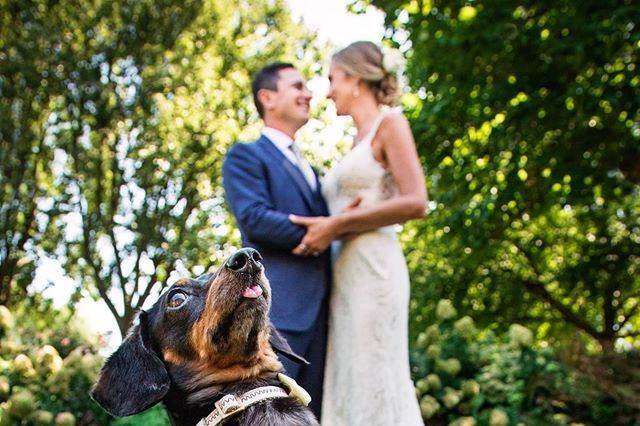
[222, 135, 330, 419]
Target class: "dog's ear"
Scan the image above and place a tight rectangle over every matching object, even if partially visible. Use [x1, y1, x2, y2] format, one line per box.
[269, 324, 309, 365]
[91, 312, 170, 417]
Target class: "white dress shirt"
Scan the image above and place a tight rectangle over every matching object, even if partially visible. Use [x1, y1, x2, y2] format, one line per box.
[262, 127, 317, 191]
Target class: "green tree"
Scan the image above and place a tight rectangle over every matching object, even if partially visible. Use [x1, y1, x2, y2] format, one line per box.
[0, 0, 77, 305]
[43, 0, 323, 335]
[1, 0, 209, 333]
[366, 0, 640, 351]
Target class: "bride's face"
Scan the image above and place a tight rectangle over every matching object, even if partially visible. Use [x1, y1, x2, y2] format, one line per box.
[327, 62, 358, 116]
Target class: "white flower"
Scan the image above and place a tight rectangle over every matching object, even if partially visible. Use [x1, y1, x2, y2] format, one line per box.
[489, 409, 509, 426]
[419, 395, 440, 419]
[461, 379, 480, 397]
[454, 316, 476, 336]
[509, 323, 533, 348]
[436, 299, 457, 320]
[381, 46, 406, 77]
[442, 387, 462, 408]
[425, 374, 442, 391]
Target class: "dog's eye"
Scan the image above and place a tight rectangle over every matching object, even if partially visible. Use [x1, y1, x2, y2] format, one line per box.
[168, 291, 188, 309]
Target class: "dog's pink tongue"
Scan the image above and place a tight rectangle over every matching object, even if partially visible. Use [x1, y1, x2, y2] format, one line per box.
[243, 285, 263, 299]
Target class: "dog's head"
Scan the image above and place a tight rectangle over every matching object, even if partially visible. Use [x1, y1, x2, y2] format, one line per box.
[91, 248, 304, 417]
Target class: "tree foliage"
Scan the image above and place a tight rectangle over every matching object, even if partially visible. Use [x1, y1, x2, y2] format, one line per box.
[0, 0, 75, 305]
[1, 0, 324, 335]
[365, 0, 640, 350]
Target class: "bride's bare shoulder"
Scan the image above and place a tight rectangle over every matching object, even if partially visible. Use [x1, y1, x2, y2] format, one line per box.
[377, 109, 413, 145]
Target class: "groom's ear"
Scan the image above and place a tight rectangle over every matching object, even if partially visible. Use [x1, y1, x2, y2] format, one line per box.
[257, 88, 277, 113]
[269, 324, 309, 365]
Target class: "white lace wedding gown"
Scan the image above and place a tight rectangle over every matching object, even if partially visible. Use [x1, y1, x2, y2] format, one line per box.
[320, 108, 423, 426]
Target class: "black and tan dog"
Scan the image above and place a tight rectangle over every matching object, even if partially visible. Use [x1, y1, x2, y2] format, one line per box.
[91, 248, 319, 426]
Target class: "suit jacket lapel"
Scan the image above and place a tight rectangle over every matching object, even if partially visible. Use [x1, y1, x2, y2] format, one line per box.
[259, 136, 318, 212]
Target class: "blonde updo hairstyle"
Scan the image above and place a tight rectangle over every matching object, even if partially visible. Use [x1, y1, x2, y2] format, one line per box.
[332, 41, 401, 106]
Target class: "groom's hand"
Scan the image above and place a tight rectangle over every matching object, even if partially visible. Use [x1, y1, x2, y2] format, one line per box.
[289, 215, 339, 256]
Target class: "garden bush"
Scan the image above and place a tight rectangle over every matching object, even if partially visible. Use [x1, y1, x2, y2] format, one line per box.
[0, 299, 109, 425]
[0, 298, 175, 425]
[412, 299, 640, 425]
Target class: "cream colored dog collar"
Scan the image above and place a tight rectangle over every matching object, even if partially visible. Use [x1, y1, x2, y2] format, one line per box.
[195, 374, 311, 426]
[277, 373, 312, 406]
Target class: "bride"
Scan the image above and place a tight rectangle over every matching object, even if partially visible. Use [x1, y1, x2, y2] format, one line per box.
[290, 41, 426, 425]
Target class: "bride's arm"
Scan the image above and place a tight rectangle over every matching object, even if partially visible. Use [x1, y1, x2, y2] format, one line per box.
[290, 113, 427, 255]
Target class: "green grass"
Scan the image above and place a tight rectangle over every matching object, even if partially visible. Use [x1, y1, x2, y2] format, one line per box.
[111, 405, 171, 426]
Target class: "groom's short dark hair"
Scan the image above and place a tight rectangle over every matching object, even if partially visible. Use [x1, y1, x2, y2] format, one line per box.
[252, 62, 295, 118]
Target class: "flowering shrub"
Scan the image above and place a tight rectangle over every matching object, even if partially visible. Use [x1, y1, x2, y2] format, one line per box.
[411, 299, 627, 425]
[0, 299, 109, 425]
[0, 298, 176, 425]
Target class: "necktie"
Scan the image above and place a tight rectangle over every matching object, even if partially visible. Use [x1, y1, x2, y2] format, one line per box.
[288, 142, 317, 191]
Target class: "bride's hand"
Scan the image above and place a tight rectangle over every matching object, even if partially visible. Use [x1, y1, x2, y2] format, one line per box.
[289, 215, 340, 256]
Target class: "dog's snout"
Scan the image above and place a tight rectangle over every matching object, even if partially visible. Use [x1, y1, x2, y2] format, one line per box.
[226, 248, 262, 273]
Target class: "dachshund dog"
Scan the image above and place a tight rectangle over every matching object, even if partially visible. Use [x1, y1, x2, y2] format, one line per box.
[91, 248, 319, 426]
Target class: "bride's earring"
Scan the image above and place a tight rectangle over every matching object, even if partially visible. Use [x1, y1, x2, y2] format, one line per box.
[352, 86, 360, 98]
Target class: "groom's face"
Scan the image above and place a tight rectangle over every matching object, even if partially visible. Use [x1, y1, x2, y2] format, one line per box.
[264, 68, 311, 127]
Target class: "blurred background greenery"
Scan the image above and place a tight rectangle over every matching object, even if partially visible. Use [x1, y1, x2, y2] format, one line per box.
[1, 0, 639, 424]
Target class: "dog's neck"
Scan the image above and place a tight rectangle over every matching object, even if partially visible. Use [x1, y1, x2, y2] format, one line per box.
[161, 331, 283, 425]
[163, 374, 283, 426]
[185, 351, 282, 404]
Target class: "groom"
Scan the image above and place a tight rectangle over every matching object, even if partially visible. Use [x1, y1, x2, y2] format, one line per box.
[222, 63, 330, 419]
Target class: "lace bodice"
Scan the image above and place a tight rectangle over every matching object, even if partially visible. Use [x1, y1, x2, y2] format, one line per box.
[321, 108, 401, 216]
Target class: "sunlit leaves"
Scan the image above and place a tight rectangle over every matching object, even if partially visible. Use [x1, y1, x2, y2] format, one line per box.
[369, 0, 640, 350]
[2, 0, 323, 334]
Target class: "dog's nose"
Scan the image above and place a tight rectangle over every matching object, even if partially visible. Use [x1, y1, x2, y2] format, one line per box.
[226, 248, 262, 273]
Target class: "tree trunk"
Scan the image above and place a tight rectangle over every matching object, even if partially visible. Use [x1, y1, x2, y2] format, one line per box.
[0, 261, 15, 306]
[598, 336, 616, 353]
[117, 310, 137, 338]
